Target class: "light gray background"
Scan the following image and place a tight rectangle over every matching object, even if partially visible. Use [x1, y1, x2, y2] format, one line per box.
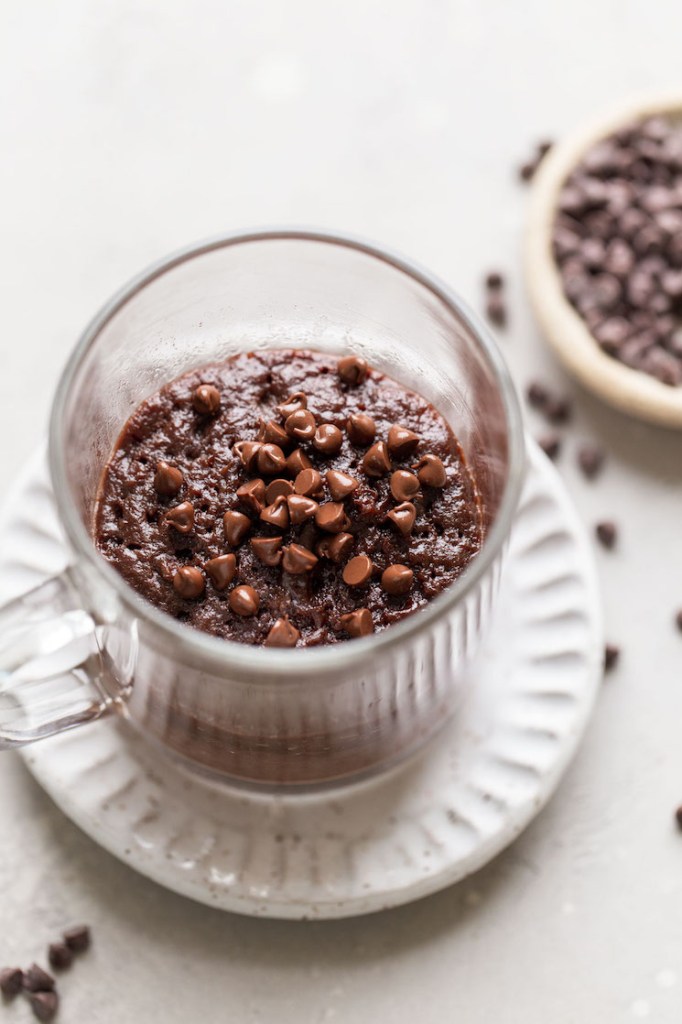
[2, 2, 682, 1021]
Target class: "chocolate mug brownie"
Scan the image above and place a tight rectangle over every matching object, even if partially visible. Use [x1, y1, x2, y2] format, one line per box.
[95, 349, 482, 647]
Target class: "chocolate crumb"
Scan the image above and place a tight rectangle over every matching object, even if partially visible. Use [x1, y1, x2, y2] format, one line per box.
[595, 521, 617, 550]
[604, 643, 620, 672]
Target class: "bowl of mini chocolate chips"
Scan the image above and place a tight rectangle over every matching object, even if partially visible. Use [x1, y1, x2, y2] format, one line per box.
[526, 93, 682, 428]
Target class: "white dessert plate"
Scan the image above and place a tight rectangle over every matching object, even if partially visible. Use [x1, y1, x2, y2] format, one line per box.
[0, 442, 602, 919]
[525, 92, 682, 428]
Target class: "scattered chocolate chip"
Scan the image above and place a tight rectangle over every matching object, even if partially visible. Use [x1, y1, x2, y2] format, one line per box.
[223, 510, 251, 546]
[675, 609, 682, 633]
[23, 965, 55, 993]
[265, 478, 294, 503]
[229, 585, 259, 616]
[537, 434, 561, 460]
[545, 396, 572, 424]
[153, 461, 183, 497]
[578, 442, 605, 480]
[192, 383, 221, 415]
[315, 501, 351, 534]
[389, 469, 420, 502]
[205, 554, 237, 590]
[0, 968, 23, 998]
[346, 413, 376, 446]
[485, 292, 507, 327]
[604, 643, 620, 672]
[413, 454, 447, 488]
[339, 608, 374, 637]
[250, 536, 283, 566]
[386, 501, 417, 536]
[276, 392, 308, 419]
[361, 441, 391, 477]
[47, 943, 73, 971]
[265, 617, 300, 648]
[595, 520, 617, 549]
[285, 409, 316, 442]
[675, 805, 682, 830]
[165, 501, 194, 534]
[257, 443, 287, 476]
[173, 566, 205, 599]
[294, 468, 323, 497]
[29, 991, 59, 1022]
[282, 544, 319, 574]
[519, 161, 537, 182]
[325, 470, 358, 501]
[286, 447, 313, 476]
[313, 423, 343, 455]
[337, 355, 368, 385]
[387, 425, 420, 458]
[342, 554, 373, 587]
[257, 419, 289, 447]
[287, 494, 319, 525]
[236, 478, 266, 514]
[260, 496, 290, 530]
[381, 564, 414, 596]
[234, 440, 263, 473]
[316, 532, 354, 563]
[526, 381, 550, 409]
[485, 271, 504, 290]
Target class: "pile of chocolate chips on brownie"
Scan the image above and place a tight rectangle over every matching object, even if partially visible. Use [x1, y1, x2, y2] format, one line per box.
[553, 115, 682, 385]
[96, 350, 481, 648]
[1, 926, 90, 1021]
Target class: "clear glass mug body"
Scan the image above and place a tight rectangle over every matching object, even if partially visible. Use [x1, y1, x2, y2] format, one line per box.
[2, 231, 524, 787]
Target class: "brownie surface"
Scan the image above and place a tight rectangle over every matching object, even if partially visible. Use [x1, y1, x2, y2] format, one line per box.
[95, 349, 482, 646]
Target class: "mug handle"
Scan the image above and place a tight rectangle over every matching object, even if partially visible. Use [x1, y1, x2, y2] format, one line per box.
[0, 568, 114, 748]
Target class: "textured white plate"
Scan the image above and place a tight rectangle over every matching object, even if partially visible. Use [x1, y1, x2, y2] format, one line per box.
[0, 442, 602, 919]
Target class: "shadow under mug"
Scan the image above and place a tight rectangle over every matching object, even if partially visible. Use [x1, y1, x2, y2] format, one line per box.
[0, 230, 525, 787]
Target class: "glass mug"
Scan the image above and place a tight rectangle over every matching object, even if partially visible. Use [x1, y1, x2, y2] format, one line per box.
[0, 230, 524, 786]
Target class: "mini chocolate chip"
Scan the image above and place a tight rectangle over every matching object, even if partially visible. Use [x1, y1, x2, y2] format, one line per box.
[48, 943, 73, 971]
[390, 469, 420, 502]
[294, 468, 323, 496]
[236, 478, 266, 514]
[485, 292, 507, 327]
[265, 478, 294, 503]
[326, 470, 359, 501]
[544, 396, 572, 424]
[578, 443, 605, 480]
[342, 554, 373, 587]
[286, 448, 313, 476]
[0, 968, 23, 998]
[192, 383, 221, 415]
[313, 423, 343, 455]
[62, 925, 91, 954]
[316, 532, 354, 563]
[337, 355, 368, 385]
[339, 608, 374, 638]
[276, 392, 308, 419]
[675, 805, 682, 830]
[386, 501, 416, 535]
[675, 609, 682, 633]
[387, 425, 420, 458]
[413, 454, 447, 488]
[23, 965, 55, 993]
[234, 440, 263, 473]
[173, 566, 205, 599]
[346, 413, 376, 446]
[29, 991, 59, 1022]
[519, 160, 537, 182]
[153, 460, 183, 497]
[604, 643, 620, 672]
[381, 564, 414, 596]
[287, 494, 319, 525]
[257, 418, 290, 447]
[260, 496, 290, 530]
[285, 409, 316, 442]
[205, 554, 237, 590]
[537, 434, 561, 461]
[361, 441, 391, 478]
[485, 271, 504, 289]
[223, 510, 251, 546]
[250, 536, 283, 566]
[315, 501, 351, 534]
[257, 443, 287, 476]
[166, 501, 194, 534]
[229, 585, 260, 616]
[265, 617, 300, 648]
[282, 544, 319, 574]
[526, 381, 550, 409]
[595, 520, 617, 549]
